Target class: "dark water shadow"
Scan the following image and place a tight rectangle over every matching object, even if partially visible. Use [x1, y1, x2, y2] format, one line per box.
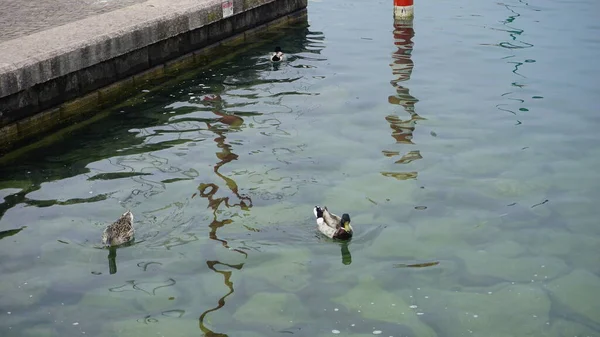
[0, 226, 26, 241]
[0, 19, 316, 220]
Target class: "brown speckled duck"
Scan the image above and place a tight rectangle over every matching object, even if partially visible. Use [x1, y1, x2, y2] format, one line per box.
[102, 210, 134, 246]
[313, 206, 353, 240]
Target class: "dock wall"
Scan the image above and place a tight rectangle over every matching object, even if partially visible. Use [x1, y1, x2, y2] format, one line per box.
[0, 0, 307, 154]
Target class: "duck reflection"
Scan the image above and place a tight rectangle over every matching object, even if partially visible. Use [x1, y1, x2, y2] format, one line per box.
[195, 94, 252, 336]
[105, 240, 135, 275]
[340, 242, 352, 265]
[108, 246, 117, 274]
[383, 18, 424, 180]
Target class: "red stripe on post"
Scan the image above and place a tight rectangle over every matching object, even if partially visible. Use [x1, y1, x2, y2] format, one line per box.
[394, 0, 413, 6]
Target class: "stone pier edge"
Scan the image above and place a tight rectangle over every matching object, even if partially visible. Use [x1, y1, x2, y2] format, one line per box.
[0, 0, 307, 156]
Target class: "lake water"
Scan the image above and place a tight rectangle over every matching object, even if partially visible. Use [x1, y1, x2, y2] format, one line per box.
[1, 0, 600, 336]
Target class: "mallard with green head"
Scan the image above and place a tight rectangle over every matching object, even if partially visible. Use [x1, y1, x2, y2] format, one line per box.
[102, 210, 134, 247]
[313, 206, 353, 240]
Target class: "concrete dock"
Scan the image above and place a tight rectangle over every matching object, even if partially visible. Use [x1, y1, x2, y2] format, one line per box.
[0, 0, 307, 155]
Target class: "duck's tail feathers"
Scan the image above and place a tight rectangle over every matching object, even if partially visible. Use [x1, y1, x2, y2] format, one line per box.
[314, 206, 324, 219]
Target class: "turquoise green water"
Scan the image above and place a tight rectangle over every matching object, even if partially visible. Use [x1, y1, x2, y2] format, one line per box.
[2, 0, 600, 336]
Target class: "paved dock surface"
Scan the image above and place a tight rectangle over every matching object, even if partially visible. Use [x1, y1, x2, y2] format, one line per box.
[0, 0, 149, 43]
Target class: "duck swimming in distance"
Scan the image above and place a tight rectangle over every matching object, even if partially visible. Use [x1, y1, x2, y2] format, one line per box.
[271, 46, 284, 62]
[102, 210, 134, 247]
[314, 206, 353, 240]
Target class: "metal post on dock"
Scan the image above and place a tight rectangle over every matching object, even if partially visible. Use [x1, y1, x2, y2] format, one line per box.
[394, 0, 414, 19]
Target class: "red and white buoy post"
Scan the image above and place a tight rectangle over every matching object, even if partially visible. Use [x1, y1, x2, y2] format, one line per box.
[393, 0, 414, 19]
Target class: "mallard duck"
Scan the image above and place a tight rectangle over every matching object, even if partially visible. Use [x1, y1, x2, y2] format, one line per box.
[271, 46, 284, 62]
[102, 210, 134, 246]
[313, 206, 353, 240]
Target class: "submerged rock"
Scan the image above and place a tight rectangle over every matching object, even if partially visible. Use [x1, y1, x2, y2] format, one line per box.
[553, 197, 600, 236]
[243, 248, 310, 292]
[415, 284, 551, 336]
[233, 292, 309, 330]
[548, 319, 599, 337]
[333, 278, 437, 337]
[483, 240, 525, 258]
[563, 236, 600, 275]
[0, 270, 50, 309]
[521, 231, 600, 274]
[323, 173, 418, 218]
[457, 249, 568, 283]
[515, 228, 572, 257]
[447, 150, 515, 177]
[18, 325, 58, 337]
[413, 216, 499, 250]
[546, 269, 600, 324]
[479, 177, 549, 202]
[107, 316, 200, 337]
[365, 225, 437, 259]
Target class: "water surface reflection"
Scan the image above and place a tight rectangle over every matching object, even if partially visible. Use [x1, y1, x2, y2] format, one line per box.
[383, 19, 423, 181]
[493, 0, 536, 123]
[2, 1, 598, 336]
[193, 94, 251, 336]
